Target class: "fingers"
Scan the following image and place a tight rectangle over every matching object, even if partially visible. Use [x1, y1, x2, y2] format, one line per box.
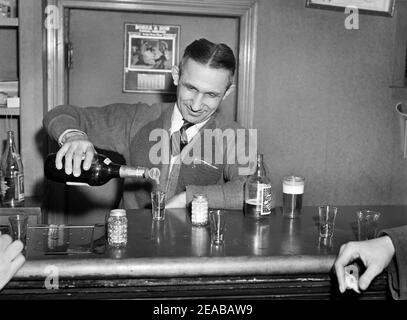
[3, 239, 24, 262]
[55, 145, 69, 170]
[54, 139, 95, 175]
[10, 254, 26, 275]
[334, 242, 360, 293]
[83, 147, 95, 171]
[359, 264, 382, 291]
[72, 151, 84, 177]
[0, 234, 12, 252]
[64, 149, 74, 175]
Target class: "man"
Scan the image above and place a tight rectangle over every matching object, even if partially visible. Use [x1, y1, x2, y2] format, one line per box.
[0, 233, 25, 290]
[43, 38, 255, 210]
[334, 225, 407, 299]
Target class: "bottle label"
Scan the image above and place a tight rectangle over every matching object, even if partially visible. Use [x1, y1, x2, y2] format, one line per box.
[257, 183, 272, 215]
[16, 172, 24, 201]
[103, 157, 112, 165]
[0, 175, 7, 197]
[0, 172, 24, 203]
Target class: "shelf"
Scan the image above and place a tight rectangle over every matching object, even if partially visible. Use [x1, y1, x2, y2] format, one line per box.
[0, 17, 19, 27]
[0, 107, 19, 116]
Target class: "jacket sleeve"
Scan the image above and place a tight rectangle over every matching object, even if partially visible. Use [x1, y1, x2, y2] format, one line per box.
[186, 126, 257, 210]
[379, 225, 407, 300]
[43, 103, 147, 158]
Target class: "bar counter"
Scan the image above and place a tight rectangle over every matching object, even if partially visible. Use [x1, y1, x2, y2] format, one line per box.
[3, 205, 407, 299]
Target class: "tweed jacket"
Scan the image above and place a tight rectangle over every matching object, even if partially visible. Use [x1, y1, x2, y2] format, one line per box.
[43, 102, 255, 210]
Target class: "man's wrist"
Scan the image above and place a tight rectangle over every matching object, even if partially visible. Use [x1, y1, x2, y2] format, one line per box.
[58, 129, 88, 146]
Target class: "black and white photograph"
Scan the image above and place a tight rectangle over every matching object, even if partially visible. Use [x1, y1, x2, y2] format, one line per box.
[1, 0, 407, 313]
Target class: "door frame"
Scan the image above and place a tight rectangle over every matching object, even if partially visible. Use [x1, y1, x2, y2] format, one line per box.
[46, 0, 258, 128]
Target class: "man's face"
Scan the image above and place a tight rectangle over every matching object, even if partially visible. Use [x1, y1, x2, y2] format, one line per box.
[172, 59, 233, 124]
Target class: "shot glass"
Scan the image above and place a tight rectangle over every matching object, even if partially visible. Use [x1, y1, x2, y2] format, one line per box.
[318, 205, 338, 238]
[282, 176, 305, 218]
[8, 214, 28, 246]
[209, 210, 226, 245]
[151, 190, 166, 221]
[356, 210, 381, 241]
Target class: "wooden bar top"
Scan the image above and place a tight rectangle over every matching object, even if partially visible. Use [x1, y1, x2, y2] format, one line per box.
[13, 205, 407, 279]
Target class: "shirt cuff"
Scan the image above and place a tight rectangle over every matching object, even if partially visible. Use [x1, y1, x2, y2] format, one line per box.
[58, 129, 87, 147]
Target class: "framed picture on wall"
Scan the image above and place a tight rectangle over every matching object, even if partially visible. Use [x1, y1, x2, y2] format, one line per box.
[305, 0, 395, 17]
[123, 23, 180, 93]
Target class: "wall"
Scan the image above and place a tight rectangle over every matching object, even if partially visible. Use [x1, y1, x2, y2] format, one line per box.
[255, 0, 406, 206]
[68, 9, 238, 121]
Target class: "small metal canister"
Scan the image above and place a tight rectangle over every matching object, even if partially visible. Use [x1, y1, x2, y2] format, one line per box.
[191, 194, 209, 227]
[107, 209, 127, 246]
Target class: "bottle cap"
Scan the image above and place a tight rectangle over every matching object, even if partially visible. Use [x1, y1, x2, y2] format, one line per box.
[110, 209, 126, 217]
[193, 194, 207, 201]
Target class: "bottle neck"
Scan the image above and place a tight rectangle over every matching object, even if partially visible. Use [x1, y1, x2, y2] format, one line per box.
[119, 165, 148, 178]
[256, 154, 265, 177]
[6, 131, 17, 153]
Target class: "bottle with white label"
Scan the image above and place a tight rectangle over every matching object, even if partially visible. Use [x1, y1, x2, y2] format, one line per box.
[0, 130, 24, 207]
[244, 153, 274, 218]
[44, 153, 160, 186]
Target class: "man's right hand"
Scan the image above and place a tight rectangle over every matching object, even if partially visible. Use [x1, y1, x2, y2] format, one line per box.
[56, 133, 96, 177]
[334, 236, 395, 293]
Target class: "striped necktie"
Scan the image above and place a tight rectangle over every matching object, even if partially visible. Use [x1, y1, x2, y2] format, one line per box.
[171, 121, 194, 156]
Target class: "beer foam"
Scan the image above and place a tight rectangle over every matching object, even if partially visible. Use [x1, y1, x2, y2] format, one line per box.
[282, 177, 304, 194]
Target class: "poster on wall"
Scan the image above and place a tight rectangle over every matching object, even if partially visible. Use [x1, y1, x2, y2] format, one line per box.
[123, 23, 180, 93]
[305, 0, 395, 16]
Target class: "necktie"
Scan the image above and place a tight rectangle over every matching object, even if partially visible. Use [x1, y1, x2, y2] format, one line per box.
[171, 121, 194, 156]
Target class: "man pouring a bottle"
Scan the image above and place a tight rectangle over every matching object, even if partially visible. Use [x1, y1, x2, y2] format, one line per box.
[43, 38, 256, 210]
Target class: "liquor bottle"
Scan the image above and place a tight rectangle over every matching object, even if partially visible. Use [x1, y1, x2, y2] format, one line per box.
[244, 153, 274, 218]
[44, 153, 160, 186]
[0, 130, 25, 207]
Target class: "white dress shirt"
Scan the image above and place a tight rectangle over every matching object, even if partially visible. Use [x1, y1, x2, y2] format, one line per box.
[169, 104, 209, 173]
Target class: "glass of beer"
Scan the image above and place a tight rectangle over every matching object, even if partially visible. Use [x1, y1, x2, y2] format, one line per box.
[282, 176, 305, 218]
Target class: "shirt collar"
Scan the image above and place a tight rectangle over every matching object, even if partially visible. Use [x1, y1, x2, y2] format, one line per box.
[170, 104, 210, 135]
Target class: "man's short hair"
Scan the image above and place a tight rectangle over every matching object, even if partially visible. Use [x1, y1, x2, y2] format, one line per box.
[179, 38, 236, 86]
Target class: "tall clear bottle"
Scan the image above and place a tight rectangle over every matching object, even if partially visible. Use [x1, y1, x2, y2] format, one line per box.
[244, 153, 274, 218]
[0, 130, 25, 207]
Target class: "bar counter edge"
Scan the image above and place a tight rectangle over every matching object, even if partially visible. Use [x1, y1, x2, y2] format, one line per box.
[15, 255, 335, 279]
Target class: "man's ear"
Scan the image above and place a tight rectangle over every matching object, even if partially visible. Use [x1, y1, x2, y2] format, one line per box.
[222, 83, 236, 101]
[172, 65, 180, 86]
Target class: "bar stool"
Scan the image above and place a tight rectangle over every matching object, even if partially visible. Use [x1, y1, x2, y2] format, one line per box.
[396, 102, 407, 158]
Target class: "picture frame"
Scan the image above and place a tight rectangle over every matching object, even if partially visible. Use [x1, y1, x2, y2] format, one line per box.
[123, 23, 180, 93]
[305, 0, 395, 17]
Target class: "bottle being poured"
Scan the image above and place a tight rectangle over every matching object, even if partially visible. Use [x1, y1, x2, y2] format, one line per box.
[44, 152, 160, 186]
[0, 130, 25, 207]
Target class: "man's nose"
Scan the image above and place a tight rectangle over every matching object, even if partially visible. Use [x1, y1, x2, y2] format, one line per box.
[191, 93, 204, 111]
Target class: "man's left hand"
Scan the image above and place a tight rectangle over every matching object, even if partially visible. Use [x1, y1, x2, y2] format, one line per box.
[166, 192, 187, 208]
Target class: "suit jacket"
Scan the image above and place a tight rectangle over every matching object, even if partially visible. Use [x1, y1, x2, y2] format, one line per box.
[43, 102, 255, 210]
[380, 225, 407, 300]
